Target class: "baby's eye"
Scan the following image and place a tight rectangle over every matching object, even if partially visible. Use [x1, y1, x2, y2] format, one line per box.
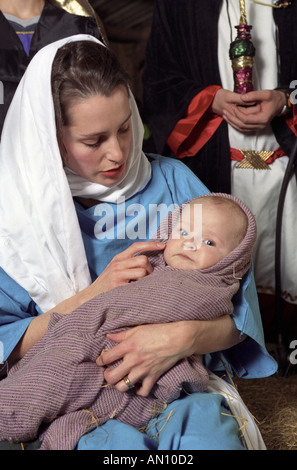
[203, 239, 215, 246]
[180, 229, 189, 237]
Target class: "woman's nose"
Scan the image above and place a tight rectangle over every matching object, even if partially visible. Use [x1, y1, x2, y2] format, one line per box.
[106, 137, 124, 163]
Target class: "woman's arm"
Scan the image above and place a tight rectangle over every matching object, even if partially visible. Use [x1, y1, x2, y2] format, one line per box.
[97, 315, 243, 397]
[8, 287, 95, 365]
[7, 241, 165, 366]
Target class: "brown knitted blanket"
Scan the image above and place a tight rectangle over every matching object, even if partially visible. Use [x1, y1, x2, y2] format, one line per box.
[0, 194, 256, 449]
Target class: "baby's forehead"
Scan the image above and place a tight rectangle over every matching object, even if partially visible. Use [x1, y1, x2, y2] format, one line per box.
[186, 196, 240, 214]
[181, 198, 222, 216]
[180, 197, 247, 230]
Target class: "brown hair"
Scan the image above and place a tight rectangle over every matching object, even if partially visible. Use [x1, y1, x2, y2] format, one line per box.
[51, 40, 131, 163]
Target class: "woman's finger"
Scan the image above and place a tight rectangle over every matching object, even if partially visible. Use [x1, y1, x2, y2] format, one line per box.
[100, 250, 162, 290]
[96, 333, 128, 367]
[111, 371, 160, 396]
[114, 373, 139, 392]
[112, 253, 155, 272]
[114, 241, 165, 260]
[134, 376, 157, 397]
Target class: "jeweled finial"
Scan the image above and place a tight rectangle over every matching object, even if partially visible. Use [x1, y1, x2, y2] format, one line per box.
[229, 0, 256, 94]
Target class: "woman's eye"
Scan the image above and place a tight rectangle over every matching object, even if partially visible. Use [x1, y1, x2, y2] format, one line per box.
[203, 239, 215, 246]
[119, 124, 130, 134]
[84, 136, 104, 148]
[86, 143, 98, 148]
[85, 140, 101, 148]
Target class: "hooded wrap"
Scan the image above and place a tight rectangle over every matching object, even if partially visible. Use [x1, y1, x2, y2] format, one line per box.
[0, 193, 256, 450]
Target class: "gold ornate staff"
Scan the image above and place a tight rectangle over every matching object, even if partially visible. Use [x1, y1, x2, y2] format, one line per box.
[239, 0, 247, 23]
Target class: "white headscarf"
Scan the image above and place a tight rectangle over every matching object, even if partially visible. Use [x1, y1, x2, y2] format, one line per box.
[0, 34, 151, 312]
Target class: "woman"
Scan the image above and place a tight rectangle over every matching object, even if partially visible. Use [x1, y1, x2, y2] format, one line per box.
[0, 35, 276, 450]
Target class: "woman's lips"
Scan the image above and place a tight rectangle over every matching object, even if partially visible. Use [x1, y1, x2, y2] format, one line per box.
[101, 163, 125, 177]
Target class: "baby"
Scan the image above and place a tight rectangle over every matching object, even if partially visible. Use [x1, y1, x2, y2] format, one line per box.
[163, 193, 248, 271]
[0, 193, 256, 450]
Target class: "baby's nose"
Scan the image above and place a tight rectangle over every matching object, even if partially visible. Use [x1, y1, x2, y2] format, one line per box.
[183, 238, 196, 251]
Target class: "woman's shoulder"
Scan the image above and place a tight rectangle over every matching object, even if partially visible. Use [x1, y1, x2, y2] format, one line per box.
[147, 153, 209, 194]
[147, 152, 189, 169]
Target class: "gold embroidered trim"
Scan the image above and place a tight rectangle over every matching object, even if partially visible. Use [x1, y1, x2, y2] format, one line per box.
[235, 150, 274, 170]
[16, 31, 35, 34]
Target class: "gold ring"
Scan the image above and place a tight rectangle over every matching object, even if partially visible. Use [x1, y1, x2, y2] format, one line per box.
[123, 376, 134, 389]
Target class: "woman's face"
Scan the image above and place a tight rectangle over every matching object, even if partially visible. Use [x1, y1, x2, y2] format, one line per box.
[62, 85, 133, 186]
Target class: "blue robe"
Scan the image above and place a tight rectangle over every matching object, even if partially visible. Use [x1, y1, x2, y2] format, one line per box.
[0, 155, 276, 449]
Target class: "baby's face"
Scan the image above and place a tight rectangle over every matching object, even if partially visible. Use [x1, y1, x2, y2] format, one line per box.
[164, 200, 242, 270]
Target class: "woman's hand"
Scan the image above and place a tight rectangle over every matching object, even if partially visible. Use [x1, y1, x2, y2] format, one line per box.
[97, 322, 191, 397]
[46, 240, 165, 315]
[96, 316, 242, 397]
[86, 241, 165, 296]
[221, 89, 286, 133]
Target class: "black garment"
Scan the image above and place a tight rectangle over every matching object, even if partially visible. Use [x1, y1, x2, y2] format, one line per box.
[142, 0, 297, 192]
[0, 1, 102, 135]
